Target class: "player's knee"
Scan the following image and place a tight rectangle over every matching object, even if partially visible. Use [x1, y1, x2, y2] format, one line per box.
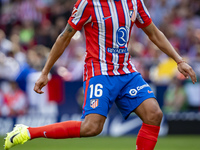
[146, 108, 163, 125]
[154, 109, 163, 122]
[88, 125, 103, 136]
[81, 121, 103, 137]
[83, 124, 103, 136]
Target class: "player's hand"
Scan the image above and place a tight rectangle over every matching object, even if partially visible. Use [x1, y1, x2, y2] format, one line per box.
[34, 74, 49, 94]
[177, 61, 197, 84]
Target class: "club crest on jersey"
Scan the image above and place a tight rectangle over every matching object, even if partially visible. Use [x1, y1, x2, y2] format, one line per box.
[71, 7, 78, 18]
[116, 27, 128, 47]
[90, 99, 99, 109]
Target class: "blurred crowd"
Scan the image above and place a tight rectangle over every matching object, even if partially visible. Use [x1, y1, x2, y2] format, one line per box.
[0, 0, 200, 117]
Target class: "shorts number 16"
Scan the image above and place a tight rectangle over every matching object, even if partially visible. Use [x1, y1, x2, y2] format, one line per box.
[89, 84, 103, 98]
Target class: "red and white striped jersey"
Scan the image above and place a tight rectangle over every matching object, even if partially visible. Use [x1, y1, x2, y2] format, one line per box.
[68, 0, 152, 81]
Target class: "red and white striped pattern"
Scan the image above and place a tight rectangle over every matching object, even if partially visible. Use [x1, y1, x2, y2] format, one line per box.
[68, 0, 152, 81]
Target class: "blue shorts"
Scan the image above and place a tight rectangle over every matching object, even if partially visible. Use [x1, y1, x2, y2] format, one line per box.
[81, 72, 156, 119]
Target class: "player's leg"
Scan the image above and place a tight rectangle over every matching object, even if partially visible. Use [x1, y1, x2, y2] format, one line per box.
[80, 114, 106, 137]
[4, 75, 115, 150]
[4, 114, 106, 150]
[115, 73, 162, 150]
[28, 120, 82, 139]
[134, 98, 163, 150]
[134, 98, 163, 126]
[4, 120, 82, 150]
[28, 113, 106, 138]
[80, 75, 121, 137]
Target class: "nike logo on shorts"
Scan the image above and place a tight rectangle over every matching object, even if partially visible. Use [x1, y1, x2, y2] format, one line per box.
[10, 133, 20, 143]
[148, 90, 153, 94]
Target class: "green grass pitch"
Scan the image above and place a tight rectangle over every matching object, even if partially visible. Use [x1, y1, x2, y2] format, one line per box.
[1, 135, 200, 150]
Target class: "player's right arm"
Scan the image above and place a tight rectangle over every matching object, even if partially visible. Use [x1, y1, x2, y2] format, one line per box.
[34, 0, 91, 94]
[34, 24, 77, 94]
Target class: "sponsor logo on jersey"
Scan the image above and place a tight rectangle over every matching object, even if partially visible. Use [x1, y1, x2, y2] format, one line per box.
[107, 48, 128, 53]
[90, 99, 99, 109]
[107, 27, 129, 53]
[116, 27, 128, 47]
[71, 7, 78, 18]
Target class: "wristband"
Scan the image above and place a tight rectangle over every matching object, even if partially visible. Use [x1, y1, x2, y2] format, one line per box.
[177, 60, 185, 65]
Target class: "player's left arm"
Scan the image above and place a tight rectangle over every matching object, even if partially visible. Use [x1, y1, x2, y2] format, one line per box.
[142, 22, 197, 84]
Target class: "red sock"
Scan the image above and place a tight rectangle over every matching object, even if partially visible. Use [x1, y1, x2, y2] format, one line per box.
[136, 123, 160, 150]
[28, 121, 82, 139]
